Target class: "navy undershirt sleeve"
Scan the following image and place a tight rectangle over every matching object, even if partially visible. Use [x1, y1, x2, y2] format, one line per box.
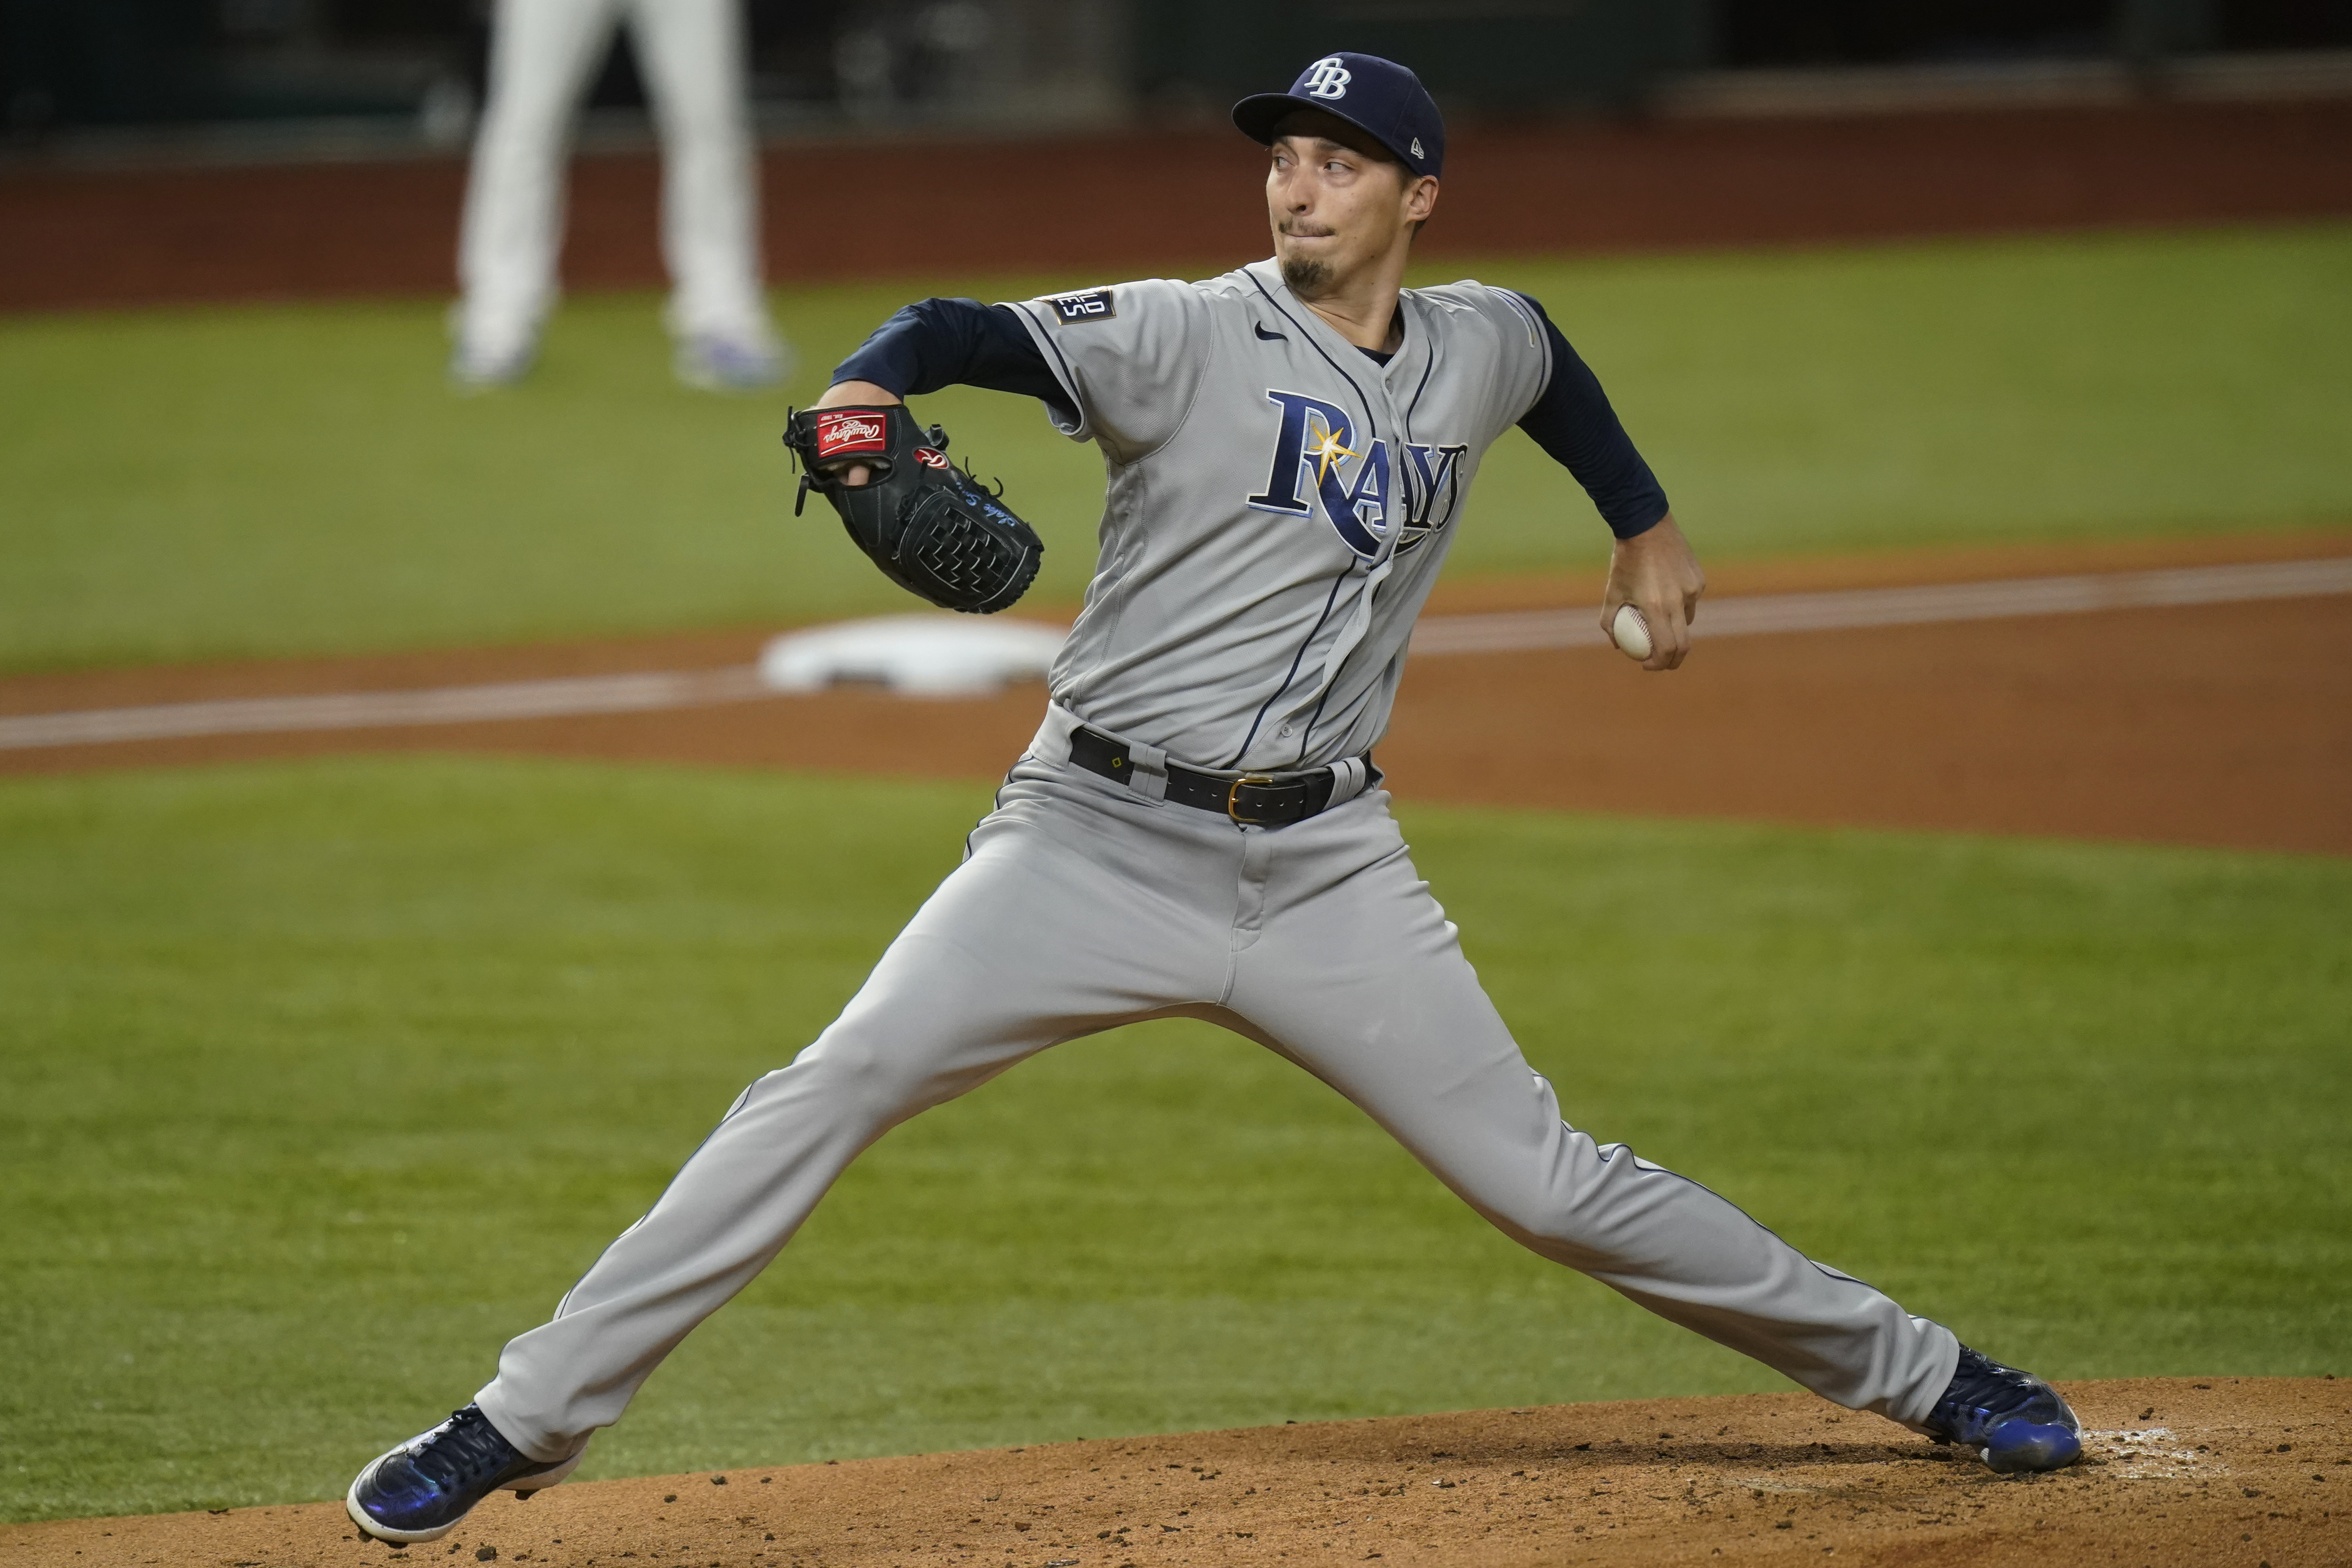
[1509, 292, 1670, 540]
[832, 297, 1075, 426]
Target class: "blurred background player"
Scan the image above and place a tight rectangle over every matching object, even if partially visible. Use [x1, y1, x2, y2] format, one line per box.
[452, 0, 789, 390]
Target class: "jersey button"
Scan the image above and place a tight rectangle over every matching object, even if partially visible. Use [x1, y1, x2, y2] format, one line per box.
[1278, 724, 1294, 737]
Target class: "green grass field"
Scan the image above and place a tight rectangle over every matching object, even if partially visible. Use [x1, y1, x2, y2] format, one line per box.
[5, 219, 2348, 1525]
[2, 223, 2347, 673]
[3, 756, 2345, 1523]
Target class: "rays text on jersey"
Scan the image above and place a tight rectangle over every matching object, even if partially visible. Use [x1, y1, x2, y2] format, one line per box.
[1246, 389, 1461, 559]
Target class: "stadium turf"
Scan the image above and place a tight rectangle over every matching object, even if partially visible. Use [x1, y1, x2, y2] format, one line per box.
[2, 223, 2347, 673]
[1, 756, 2344, 1522]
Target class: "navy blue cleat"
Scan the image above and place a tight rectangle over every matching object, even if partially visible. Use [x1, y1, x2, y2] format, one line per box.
[346, 1405, 583, 1544]
[1923, 1346, 2083, 1474]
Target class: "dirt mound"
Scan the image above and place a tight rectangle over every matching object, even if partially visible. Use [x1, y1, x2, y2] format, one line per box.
[5, 1378, 2342, 1567]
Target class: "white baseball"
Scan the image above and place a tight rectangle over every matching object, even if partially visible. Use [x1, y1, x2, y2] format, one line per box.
[1610, 603, 1653, 660]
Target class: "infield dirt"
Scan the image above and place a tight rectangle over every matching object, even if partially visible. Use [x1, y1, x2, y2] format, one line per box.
[5, 1378, 2342, 1568]
[7, 532, 2347, 855]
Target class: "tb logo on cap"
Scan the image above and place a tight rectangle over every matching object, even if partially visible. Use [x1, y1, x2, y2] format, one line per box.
[1303, 56, 1351, 99]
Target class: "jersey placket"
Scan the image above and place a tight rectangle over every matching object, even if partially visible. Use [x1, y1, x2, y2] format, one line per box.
[1257, 276, 1412, 765]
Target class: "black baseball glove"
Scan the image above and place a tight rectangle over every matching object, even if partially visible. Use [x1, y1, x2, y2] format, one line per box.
[782, 404, 1043, 615]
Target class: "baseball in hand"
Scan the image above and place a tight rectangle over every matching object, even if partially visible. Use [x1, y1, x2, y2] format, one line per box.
[1610, 603, 1653, 661]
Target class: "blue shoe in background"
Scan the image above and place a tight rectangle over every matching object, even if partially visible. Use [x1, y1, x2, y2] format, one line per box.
[674, 332, 791, 391]
[346, 1404, 583, 1543]
[1924, 1346, 2083, 1473]
[448, 333, 538, 390]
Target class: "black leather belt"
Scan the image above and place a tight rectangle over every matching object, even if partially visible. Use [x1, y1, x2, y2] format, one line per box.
[1068, 725, 1347, 827]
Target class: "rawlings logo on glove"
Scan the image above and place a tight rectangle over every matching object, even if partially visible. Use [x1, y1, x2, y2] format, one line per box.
[783, 404, 1044, 616]
[811, 410, 890, 460]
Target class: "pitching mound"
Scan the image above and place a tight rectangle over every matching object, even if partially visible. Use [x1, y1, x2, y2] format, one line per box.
[5, 1378, 2342, 1568]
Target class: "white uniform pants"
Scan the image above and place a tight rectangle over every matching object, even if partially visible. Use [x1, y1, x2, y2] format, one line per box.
[457, 0, 773, 355]
[475, 706, 1960, 1460]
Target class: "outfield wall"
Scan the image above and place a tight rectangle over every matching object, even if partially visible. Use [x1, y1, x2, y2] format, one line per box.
[3, 99, 2350, 313]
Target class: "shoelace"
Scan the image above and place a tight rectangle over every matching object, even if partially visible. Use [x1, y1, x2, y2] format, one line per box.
[407, 1409, 517, 1489]
[1936, 1349, 2051, 1435]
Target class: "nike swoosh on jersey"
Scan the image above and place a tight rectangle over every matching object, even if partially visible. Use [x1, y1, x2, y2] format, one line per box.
[1254, 322, 1286, 342]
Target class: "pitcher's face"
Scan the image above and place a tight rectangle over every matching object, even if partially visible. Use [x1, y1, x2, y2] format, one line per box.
[1266, 110, 1436, 297]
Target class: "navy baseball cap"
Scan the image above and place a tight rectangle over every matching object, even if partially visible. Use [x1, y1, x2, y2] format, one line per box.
[1233, 52, 1445, 180]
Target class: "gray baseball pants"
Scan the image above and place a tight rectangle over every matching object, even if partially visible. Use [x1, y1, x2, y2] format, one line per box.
[475, 704, 1959, 1461]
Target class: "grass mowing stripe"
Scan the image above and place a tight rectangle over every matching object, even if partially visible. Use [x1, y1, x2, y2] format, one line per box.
[1449, 224, 2352, 571]
[2, 225, 2347, 674]
[0, 755, 2344, 1521]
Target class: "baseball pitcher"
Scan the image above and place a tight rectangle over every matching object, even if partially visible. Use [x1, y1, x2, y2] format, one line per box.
[350, 52, 2083, 1545]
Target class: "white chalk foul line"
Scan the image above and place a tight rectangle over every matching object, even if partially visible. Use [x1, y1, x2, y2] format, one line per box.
[1405, 556, 2352, 656]
[0, 667, 772, 751]
[2, 557, 2346, 753]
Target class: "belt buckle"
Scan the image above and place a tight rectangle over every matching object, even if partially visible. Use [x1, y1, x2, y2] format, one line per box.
[1227, 773, 1280, 826]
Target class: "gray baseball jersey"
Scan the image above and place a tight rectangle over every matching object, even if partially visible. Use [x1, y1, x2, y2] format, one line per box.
[1004, 260, 1547, 773]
